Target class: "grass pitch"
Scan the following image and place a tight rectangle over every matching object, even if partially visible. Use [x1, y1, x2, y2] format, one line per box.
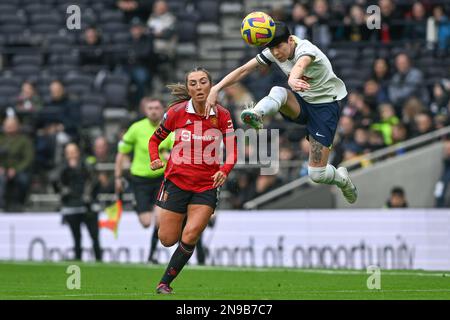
[1, 261, 450, 300]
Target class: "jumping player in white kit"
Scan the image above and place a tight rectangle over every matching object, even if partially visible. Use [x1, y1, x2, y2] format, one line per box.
[205, 22, 357, 204]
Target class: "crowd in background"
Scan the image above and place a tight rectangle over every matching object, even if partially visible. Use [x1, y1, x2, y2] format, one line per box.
[0, 0, 449, 211]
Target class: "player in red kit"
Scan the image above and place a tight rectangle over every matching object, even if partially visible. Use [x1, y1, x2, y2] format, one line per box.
[148, 67, 237, 294]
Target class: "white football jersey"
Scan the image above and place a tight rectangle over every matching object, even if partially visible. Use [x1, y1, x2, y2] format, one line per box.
[256, 36, 347, 104]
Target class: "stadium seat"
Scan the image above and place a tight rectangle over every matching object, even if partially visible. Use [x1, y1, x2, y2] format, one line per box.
[80, 102, 105, 128]
[0, 4, 18, 15]
[177, 20, 198, 43]
[64, 73, 94, 87]
[0, 13, 27, 25]
[100, 22, 129, 34]
[12, 65, 42, 79]
[101, 74, 130, 108]
[112, 32, 132, 45]
[0, 77, 22, 89]
[12, 55, 43, 67]
[196, 0, 220, 23]
[81, 92, 106, 107]
[29, 12, 63, 25]
[99, 10, 124, 24]
[30, 24, 61, 36]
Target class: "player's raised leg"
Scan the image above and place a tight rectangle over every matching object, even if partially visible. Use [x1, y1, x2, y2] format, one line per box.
[308, 136, 357, 204]
[240, 86, 301, 129]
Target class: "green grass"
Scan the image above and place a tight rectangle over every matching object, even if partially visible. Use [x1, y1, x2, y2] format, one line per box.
[1, 261, 450, 300]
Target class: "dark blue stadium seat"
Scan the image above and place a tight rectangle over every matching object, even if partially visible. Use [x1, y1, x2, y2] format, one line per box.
[196, 0, 219, 23]
[12, 55, 43, 67]
[177, 19, 198, 43]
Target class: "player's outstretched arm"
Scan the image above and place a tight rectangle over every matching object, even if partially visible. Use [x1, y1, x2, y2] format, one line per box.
[205, 58, 262, 117]
[288, 55, 313, 92]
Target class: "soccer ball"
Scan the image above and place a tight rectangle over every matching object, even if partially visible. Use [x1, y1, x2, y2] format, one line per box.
[240, 11, 275, 47]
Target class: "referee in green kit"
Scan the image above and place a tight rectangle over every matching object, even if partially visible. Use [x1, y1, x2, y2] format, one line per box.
[115, 97, 174, 263]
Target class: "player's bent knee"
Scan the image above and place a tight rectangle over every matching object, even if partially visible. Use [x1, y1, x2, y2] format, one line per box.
[182, 227, 202, 245]
[159, 234, 178, 247]
[138, 213, 152, 228]
[269, 86, 288, 104]
[308, 166, 327, 183]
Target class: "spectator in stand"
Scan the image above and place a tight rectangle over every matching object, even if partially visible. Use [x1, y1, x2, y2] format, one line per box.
[47, 80, 81, 141]
[392, 123, 409, 144]
[128, 17, 155, 106]
[434, 114, 448, 130]
[354, 96, 377, 127]
[363, 79, 389, 109]
[344, 4, 371, 42]
[372, 58, 392, 88]
[430, 80, 450, 116]
[402, 96, 425, 132]
[79, 26, 105, 72]
[220, 83, 254, 127]
[241, 65, 285, 102]
[378, 0, 405, 43]
[15, 81, 42, 113]
[428, 5, 450, 57]
[305, 0, 332, 49]
[270, 3, 287, 22]
[371, 103, 400, 146]
[289, 2, 310, 40]
[337, 115, 356, 150]
[0, 117, 34, 212]
[404, 1, 427, 51]
[367, 129, 386, 151]
[34, 121, 70, 185]
[58, 143, 102, 262]
[388, 53, 428, 110]
[354, 126, 371, 154]
[147, 0, 177, 81]
[278, 145, 297, 183]
[116, 0, 153, 23]
[254, 174, 283, 198]
[296, 137, 310, 178]
[411, 111, 435, 138]
[385, 186, 408, 208]
[434, 139, 450, 207]
[87, 136, 115, 219]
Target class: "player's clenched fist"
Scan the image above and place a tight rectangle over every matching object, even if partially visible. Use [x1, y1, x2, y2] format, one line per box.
[150, 159, 164, 170]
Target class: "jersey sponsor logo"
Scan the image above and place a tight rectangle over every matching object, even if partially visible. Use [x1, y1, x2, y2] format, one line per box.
[180, 129, 219, 142]
[181, 130, 191, 142]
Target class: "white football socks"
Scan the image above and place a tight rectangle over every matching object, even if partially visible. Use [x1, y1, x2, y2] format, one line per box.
[253, 86, 288, 117]
[308, 164, 347, 188]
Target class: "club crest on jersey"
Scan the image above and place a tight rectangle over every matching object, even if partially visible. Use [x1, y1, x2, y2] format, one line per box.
[210, 116, 218, 127]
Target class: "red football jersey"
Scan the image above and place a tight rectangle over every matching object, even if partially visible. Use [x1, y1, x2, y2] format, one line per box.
[149, 99, 237, 192]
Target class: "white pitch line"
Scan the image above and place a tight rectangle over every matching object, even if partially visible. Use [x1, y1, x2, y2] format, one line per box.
[3, 289, 450, 299]
[1, 261, 449, 277]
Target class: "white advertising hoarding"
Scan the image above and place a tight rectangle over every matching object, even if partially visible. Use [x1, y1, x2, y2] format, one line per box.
[0, 209, 449, 270]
